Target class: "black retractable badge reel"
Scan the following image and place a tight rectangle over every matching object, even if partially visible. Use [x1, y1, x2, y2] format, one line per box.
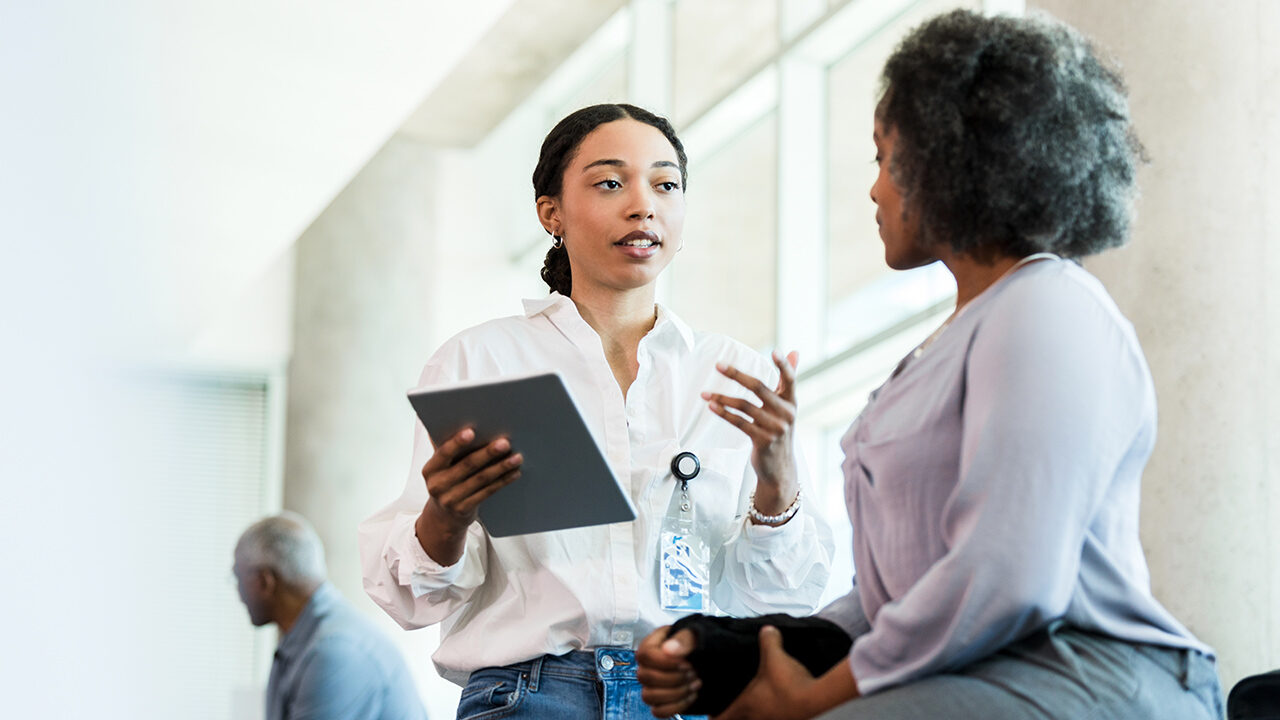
[671, 451, 700, 486]
[660, 451, 709, 611]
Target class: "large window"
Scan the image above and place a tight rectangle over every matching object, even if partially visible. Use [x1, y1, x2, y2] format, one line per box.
[665, 0, 999, 601]
[670, 110, 779, 350]
[825, 0, 974, 358]
[479, 0, 1019, 602]
[672, 0, 778, 125]
[124, 371, 284, 719]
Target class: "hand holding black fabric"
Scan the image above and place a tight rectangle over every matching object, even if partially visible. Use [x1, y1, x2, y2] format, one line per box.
[665, 613, 852, 716]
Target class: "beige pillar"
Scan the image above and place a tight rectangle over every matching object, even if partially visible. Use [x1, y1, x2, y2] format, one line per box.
[1032, 0, 1280, 689]
[284, 136, 438, 608]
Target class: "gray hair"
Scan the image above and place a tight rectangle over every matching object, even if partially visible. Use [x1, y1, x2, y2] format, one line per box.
[235, 511, 327, 588]
[878, 9, 1144, 260]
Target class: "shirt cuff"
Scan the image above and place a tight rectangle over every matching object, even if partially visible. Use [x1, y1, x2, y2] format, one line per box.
[740, 506, 807, 547]
[847, 640, 898, 696]
[388, 514, 466, 594]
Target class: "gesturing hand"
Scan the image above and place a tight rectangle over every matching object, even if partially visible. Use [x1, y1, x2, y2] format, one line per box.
[414, 427, 522, 565]
[704, 351, 800, 514]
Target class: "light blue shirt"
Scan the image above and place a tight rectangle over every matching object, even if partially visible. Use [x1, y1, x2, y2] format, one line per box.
[267, 583, 427, 720]
[825, 258, 1211, 695]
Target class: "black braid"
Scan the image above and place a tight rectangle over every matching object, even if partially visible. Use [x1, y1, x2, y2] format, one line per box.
[540, 243, 572, 296]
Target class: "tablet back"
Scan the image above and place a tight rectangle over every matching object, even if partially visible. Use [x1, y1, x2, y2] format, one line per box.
[407, 372, 636, 537]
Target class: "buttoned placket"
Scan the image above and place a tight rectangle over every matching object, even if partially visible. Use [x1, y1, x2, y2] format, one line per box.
[545, 301, 640, 648]
[612, 332, 658, 647]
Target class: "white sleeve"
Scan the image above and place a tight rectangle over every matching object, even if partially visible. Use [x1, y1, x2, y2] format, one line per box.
[709, 359, 834, 617]
[357, 345, 492, 630]
[713, 520, 833, 617]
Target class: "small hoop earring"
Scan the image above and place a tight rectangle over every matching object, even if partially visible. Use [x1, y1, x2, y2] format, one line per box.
[551, 235, 564, 249]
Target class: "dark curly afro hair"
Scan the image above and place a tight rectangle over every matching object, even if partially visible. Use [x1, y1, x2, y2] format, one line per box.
[878, 9, 1146, 260]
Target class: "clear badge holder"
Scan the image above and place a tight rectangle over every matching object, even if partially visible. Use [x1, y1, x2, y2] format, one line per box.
[659, 479, 710, 612]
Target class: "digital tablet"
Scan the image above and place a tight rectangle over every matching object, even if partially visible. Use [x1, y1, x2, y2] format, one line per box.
[407, 372, 636, 537]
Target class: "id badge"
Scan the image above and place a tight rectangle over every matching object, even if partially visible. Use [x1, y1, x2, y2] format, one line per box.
[660, 483, 709, 611]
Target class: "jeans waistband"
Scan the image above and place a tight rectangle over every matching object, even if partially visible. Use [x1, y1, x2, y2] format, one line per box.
[497, 648, 638, 691]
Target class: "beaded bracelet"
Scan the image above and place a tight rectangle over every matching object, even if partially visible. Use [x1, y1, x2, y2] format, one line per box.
[748, 487, 802, 525]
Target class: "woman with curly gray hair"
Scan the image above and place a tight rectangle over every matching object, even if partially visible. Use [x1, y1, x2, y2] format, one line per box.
[636, 9, 1222, 720]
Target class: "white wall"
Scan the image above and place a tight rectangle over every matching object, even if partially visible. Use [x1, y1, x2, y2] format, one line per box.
[2, 0, 516, 367]
[0, 3, 516, 717]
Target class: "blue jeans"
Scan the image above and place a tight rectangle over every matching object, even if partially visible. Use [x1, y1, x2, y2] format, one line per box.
[455, 648, 707, 720]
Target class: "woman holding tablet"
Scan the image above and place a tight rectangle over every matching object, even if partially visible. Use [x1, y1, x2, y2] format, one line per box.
[359, 103, 832, 720]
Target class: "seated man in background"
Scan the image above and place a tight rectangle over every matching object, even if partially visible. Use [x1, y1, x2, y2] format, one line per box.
[234, 512, 427, 720]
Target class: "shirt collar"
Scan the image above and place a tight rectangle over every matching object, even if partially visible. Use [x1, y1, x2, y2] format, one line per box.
[521, 292, 569, 318]
[274, 582, 337, 661]
[521, 292, 695, 352]
[654, 302, 696, 351]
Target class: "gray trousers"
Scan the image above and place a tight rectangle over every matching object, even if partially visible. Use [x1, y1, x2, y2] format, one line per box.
[816, 623, 1223, 720]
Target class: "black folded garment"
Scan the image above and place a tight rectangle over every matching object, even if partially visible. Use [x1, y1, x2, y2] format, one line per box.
[665, 613, 852, 716]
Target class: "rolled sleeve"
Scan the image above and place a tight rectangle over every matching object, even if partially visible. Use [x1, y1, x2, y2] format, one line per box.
[384, 514, 469, 594]
[715, 506, 832, 616]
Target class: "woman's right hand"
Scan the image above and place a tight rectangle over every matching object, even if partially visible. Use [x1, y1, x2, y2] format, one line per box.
[414, 427, 522, 566]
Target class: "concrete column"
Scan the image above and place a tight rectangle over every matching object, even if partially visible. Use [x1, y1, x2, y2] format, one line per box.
[284, 136, 438, 608]
[283, 128, 542, 717]
[776, 54, 827, 359]
[1032, 0, 1280, 689]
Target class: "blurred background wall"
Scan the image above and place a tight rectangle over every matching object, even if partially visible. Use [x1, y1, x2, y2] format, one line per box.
[2, 1, 1274, 717]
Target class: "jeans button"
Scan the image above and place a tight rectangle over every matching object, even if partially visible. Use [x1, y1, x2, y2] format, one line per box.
[600, 655, 615, 671]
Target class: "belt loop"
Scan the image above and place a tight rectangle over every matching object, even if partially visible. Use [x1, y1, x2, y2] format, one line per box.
[528, 655, 543, 693]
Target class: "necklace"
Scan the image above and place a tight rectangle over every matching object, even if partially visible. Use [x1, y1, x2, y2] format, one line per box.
[910, 252, 1059, 360]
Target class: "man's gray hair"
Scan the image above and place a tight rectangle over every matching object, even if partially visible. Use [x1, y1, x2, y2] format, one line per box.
[236, 511, 328, 588]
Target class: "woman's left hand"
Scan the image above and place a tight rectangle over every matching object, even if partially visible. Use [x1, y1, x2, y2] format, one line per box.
[705, 351, 800, 515]
[712, 626, 819, 720]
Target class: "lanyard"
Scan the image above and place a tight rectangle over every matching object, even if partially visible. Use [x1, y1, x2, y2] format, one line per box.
[660, 451, 708, 611]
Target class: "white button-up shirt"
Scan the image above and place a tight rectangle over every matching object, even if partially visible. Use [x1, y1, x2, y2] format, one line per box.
[359, 293, 832, 684]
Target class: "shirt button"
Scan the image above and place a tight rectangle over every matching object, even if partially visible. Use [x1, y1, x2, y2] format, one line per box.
[612, 630, 633, 645]
[599, 655, 615, 671]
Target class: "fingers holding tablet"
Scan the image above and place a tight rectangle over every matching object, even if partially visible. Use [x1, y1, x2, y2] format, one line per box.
[424, 429, 524, 525]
